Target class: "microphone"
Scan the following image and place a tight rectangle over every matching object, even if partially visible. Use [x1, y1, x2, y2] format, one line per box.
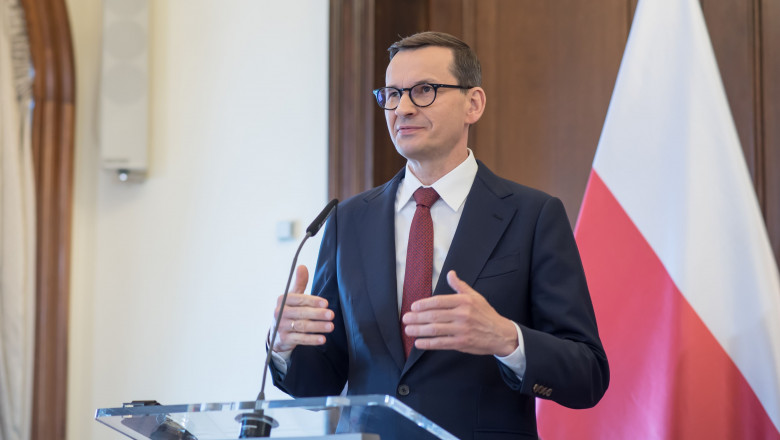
[306, 198, 338, 236]
[239, 198, 338, 438]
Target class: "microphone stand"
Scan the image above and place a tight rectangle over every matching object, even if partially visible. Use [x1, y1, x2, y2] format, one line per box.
[238, 199, 338, 438]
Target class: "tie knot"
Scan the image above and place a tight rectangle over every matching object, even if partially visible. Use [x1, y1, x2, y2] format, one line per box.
[413, 187, 440, 208]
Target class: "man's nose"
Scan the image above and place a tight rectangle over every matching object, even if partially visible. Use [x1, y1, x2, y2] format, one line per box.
[395, 91, 417, 116]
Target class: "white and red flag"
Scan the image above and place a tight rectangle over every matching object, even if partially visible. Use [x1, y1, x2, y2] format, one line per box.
[538, 0, 780, 438]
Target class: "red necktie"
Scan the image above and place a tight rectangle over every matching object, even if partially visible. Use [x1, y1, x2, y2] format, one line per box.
[401, 187, 440, 358]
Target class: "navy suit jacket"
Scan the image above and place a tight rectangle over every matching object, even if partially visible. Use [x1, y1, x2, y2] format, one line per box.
[272, 161, 609, 439]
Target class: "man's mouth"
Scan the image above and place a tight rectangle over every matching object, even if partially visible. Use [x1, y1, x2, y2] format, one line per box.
[397, 125, 423, 135]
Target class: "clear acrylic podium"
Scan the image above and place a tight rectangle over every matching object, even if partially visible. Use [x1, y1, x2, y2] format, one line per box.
[95, 394, 459, 440]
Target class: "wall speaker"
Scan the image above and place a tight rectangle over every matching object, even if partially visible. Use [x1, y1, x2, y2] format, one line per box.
[99, 0, 149, 181]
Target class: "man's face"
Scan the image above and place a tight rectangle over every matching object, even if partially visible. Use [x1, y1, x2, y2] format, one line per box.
[384, 46, 471, 164]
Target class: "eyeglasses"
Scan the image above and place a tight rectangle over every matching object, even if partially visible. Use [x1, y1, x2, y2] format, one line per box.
[372, 83, 472, 110]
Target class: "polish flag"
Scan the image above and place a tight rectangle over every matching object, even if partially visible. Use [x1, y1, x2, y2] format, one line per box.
[537, 0, 780, 438]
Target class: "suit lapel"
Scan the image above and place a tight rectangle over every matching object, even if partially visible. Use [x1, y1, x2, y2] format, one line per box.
[436, 163, 516, 292]
[358, 170, 406, 371]
[404, 162, 516, 371]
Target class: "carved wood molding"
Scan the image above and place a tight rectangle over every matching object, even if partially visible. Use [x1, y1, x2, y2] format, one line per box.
[19, 0, 75, 438]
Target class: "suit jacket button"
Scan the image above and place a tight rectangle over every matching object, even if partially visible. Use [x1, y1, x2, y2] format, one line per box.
[397, 384, 410, 396]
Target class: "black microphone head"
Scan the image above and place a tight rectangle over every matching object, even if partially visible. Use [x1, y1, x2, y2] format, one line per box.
[306, 198, 338, 236]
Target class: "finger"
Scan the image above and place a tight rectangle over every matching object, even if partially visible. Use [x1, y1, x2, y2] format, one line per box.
[285, 318, 335, 335]
[282, 305, 335, 322]
[403, 305, 460, 324]
[409, 291, 467, 313]
[289, 333, 328, 346]
[281, 292, 329, 309]
[411, 331, 492, 354]
[413, 335, 462, 351]
[291, 265, 310, 294]
[404, 321, 457, 337]
[446, 270, 474, 294]
[275, 332, 327, 351]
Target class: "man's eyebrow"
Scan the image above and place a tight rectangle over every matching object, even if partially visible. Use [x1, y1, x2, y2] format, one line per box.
[385, 78, 438, 88]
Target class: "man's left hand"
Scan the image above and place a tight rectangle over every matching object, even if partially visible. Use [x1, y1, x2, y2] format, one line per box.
[402, 270, 519, 356]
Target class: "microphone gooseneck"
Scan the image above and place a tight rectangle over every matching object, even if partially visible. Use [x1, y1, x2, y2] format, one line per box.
[257, 232, 310, 402]
[259, 198, 338, 400]
[240, 199, 338, 438]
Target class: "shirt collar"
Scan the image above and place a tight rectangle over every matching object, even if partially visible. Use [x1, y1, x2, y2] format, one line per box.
[396, 149, 478, 213]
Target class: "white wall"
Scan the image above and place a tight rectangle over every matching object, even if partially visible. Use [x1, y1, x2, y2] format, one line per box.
[67, 1, 329, 438]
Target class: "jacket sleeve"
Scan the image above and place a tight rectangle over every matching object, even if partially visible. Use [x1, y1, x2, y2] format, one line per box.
[512, 197, 609, 408]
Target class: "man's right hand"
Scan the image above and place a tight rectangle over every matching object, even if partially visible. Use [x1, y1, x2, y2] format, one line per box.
[272, 265, 335, 353]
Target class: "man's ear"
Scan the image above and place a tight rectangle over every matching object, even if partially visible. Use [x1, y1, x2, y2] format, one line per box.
[465, 87, 486, 124]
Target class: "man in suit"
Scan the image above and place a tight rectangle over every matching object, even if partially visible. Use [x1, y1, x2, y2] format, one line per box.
[269, 31, 609, 439]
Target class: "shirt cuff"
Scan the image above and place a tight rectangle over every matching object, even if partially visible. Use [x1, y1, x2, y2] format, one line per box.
[267, 328, 293, 375]
[494, 321, 526, 379]
[270, 348, 293, 375]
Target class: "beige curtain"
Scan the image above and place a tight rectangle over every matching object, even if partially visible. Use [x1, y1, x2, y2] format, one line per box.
[0, 0, 35, 439]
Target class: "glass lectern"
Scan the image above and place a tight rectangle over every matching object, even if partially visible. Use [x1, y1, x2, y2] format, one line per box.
[95, 394, 459, 439]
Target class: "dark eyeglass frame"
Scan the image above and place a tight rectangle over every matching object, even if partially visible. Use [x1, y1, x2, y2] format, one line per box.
[372, 83, 472, 110]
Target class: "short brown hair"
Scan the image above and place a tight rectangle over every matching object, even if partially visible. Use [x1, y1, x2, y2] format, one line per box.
[388, 31, 481, 87]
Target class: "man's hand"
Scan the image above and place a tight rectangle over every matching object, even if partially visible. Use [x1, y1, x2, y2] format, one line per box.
[402, 270, 519, 356]
[272, 265, 335, 353]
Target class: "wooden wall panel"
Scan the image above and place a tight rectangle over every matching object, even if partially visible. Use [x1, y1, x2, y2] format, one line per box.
[371, 0, 430, 187]
[328, 0, 376, 200]
[761, 0, 780, 264]
[329, 0, 780, 268]
[467, 0, 629, 224]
